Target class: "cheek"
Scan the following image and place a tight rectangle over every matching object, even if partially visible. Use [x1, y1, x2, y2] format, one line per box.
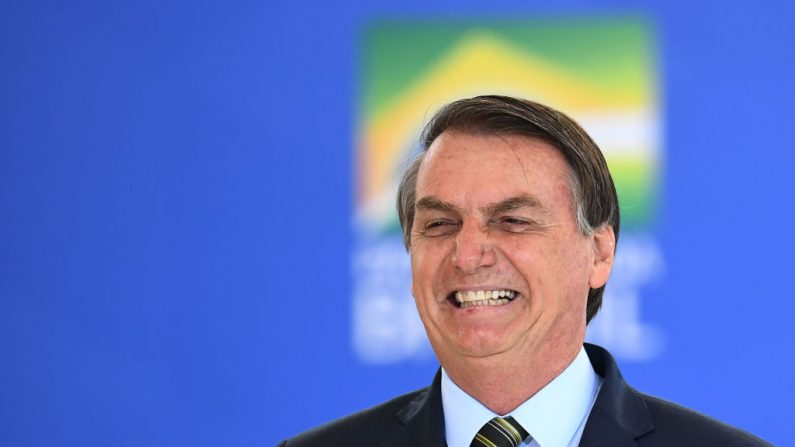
[502, 235, 591, 290]
[412, 238, 451, 272]
[500, 236, 549, 270]
[410, 245, 443, 298]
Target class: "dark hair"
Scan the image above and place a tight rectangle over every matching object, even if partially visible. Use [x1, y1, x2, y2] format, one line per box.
[396, 95, 620, 323]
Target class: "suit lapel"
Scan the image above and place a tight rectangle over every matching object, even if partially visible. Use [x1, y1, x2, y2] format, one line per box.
[579, 344, 655, 447]
[380, 346, 653, 447]
[382, 370, 446, 447]
[578, 405, 638, 447]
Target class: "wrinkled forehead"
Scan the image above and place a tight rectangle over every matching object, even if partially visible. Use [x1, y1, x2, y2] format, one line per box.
[415, 131, 575, 204]
[420, 130, 570, 179]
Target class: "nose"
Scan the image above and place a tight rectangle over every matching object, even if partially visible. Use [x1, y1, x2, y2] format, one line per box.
[452, 221, 496, 274]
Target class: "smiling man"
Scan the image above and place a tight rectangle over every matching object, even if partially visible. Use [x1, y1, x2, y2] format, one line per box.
[280, 96, 770, 447]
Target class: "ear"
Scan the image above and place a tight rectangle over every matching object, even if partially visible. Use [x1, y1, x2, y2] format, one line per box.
[588, 224, 616, 289]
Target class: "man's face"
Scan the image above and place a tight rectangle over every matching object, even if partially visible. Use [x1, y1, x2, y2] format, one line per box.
[409, 131, 614, 365]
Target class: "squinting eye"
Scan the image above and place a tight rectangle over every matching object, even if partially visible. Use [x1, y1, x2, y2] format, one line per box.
[492, 217, 534, 232]
[422, 220, 458, 237]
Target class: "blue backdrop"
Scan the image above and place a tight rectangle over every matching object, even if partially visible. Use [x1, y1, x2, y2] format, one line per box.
[1, 1, 793, 446]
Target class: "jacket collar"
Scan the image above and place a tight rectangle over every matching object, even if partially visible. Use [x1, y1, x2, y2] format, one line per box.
[388, 344, 654, 447]
[578, 343, 655, 447]
[383, 369, 446, 447]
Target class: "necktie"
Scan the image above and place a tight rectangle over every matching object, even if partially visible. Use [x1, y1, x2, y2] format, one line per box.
[471, 416, 530, 447]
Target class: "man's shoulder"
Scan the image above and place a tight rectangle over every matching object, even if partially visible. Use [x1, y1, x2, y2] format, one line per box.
[584, 344, 771, 446]
[277, 386, 429, 447]
[635, 391, 771, 447]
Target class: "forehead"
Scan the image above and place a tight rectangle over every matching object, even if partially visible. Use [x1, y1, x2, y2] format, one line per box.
[416, 131, 573, 206]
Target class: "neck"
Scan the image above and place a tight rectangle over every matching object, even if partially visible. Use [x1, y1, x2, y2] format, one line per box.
[442, 338, 582, 415]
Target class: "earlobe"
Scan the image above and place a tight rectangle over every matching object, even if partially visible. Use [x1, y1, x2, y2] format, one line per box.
[589, 225, 616, 289]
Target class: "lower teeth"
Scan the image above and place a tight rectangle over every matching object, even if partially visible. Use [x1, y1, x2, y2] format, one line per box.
[460, 298, 509, 308]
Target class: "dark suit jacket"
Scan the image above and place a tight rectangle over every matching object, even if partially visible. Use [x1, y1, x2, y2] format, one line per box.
[279, 344, 771, 446]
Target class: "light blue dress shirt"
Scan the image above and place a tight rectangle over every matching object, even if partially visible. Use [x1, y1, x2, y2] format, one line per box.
[441, 346, 601, 447]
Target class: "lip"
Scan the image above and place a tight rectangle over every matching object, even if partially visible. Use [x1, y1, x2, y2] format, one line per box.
[450, 294, 521, 314]
[444, 288, 522, 309]
[448, 286, 515, 292]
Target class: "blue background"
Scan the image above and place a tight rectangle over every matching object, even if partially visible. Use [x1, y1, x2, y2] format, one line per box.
[1, 1, 793, 446]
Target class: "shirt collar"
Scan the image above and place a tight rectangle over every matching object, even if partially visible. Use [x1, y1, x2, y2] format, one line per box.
[441, 346, 599, 447]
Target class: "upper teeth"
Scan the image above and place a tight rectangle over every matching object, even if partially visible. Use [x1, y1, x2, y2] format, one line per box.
[455, 290, 516, 303]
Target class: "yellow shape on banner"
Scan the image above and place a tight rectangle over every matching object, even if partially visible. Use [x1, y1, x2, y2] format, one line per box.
[360, 31, 647, 217]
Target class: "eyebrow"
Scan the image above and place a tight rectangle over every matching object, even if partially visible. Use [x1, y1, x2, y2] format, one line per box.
[414, 195, 546, 215]
[484, 195, 545, 215]
[415, 196, 461, 214]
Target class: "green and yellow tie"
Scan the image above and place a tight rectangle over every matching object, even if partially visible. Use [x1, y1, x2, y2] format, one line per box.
[471, 416, 530, 447]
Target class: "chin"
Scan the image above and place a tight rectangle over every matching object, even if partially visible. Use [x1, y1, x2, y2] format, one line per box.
[449, 334, 516, 359]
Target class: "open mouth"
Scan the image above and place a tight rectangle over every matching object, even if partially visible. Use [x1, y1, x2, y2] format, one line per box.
[448, 290, 518, 309]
